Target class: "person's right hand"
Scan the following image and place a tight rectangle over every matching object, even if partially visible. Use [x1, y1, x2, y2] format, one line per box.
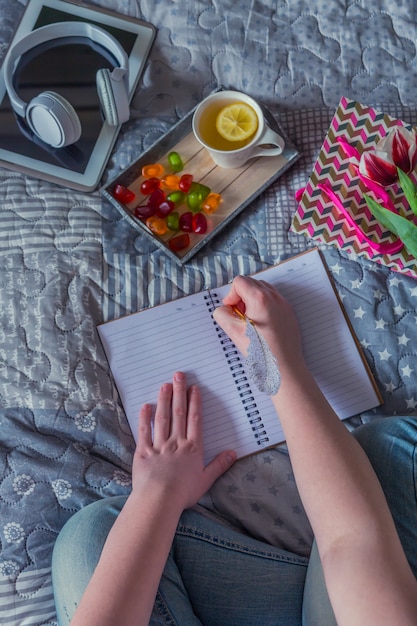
[213, 275, 304, 376]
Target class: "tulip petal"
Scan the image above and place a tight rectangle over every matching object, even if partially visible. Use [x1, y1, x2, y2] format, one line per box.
[359, 151, 398, 187]
[378, 126, 417, 175]
[391, 128, 417, 173]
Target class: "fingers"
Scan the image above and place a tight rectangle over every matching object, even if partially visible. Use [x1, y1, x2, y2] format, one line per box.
[170, 371, 188, 439]
[204, 450, 237, 486]
[152, 381, 173, 447]
[222, 275, 261, 308]
[145, 372, 197, 446]
[184, 383, 202, 443]
[213, 305, 250, 356]
[136, 402, 153, 451]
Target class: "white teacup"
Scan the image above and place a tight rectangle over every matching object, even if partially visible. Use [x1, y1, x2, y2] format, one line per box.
[192, 90, 285, 169]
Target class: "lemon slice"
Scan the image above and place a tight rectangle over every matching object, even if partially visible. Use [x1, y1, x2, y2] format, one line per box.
[216, 102, 258, 142]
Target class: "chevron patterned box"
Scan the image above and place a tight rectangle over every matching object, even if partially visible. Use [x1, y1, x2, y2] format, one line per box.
[291, 97, 417, 278]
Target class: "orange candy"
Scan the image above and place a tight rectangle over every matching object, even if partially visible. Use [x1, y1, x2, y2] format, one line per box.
[142, 163, 165, 178]
[146, 216, 169, 235]
[160, 174, 180, 191]
[203, 192, 222, 214]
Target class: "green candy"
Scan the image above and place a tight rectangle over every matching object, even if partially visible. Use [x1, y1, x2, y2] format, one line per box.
[166, 212, 180, 231]
[167, 190, 185, 205]
[186, 191, 203, 213]
[189, 181, 211, 199]
[168, 151, 184, 173]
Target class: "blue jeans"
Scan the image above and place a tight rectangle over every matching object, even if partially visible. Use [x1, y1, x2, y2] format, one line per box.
[354, 416, 417, 578]
[52, 416, 417, 625]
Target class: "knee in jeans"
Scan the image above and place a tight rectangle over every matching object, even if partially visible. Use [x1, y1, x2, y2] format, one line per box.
[53, 495, 127, 571]
[354, 416, 417, 455]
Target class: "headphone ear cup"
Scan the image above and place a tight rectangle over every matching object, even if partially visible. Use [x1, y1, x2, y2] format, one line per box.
[25, 91, 81, 148]
[26, 91, 82, 148]
[96, 68, 120, 126]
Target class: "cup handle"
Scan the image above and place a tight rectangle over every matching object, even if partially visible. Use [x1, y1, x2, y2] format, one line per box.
[252, 126, 285, 157]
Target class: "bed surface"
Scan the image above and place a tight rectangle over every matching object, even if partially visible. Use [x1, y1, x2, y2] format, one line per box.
[1, 1, 417, 623]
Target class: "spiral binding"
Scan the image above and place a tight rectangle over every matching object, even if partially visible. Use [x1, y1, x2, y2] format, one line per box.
[205, 290, 269, 446]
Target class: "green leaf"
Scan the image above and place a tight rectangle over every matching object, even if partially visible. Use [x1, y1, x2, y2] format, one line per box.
[365, 195, 417, 258]
[398, 168, 417, 216]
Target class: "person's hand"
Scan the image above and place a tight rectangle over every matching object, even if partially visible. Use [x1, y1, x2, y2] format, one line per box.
[213, 275, 304, 374]
[132, 372, 236, 511]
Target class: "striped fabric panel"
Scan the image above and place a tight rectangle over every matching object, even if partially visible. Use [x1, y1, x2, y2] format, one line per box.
[0, 172, 102, 256]
[102, 252, 268, 321]
[0, 568, 56, 625]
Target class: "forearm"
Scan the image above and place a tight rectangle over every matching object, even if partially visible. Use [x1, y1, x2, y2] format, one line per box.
[70, 487, 182, 626]
[272, 360, 392, 545]
[273, 360, 417, 623]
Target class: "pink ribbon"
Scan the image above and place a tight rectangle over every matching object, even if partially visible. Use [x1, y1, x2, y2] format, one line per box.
[317, 183, 403, 255]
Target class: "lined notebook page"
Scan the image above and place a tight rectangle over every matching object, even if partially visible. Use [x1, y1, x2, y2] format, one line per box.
[98, 249, 381, 463]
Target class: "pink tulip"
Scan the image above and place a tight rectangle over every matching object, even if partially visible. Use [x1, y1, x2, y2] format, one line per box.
[359, 150, 398, 186]
[378, 126, 417, 174]
[359, 126, 417, 187]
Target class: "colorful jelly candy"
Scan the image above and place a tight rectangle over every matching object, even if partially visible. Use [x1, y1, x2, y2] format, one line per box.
[179, 211, 193, 232]
[134, 205, 155, 219]
[179, 173, 193, 193]
[161, 174, 180, 191]
[156, 200, 175, 218]
[147, 188, 166, 208]
[186, 191, 203, 213]
[169, 233, 190, 251]
[140, 177, 160, 195]
[192, 213, 208, 234]
[167, 190, 185, 205]
[113, 184, 135, 204]
[203, 192, 222, 214]
[141, 163, 164, 178]
[166, 212, 180, 231]
[130, 152, 222, 255]
[168, 151, 184, 172]
[146, 216, 168, 236]
[189, 182, 210, 199]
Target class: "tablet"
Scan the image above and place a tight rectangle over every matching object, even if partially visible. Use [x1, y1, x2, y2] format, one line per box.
[0, 0, 155, 191]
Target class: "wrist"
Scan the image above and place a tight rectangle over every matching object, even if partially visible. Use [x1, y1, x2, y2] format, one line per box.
[129, 480, 186, 521]
[272, 357, 313, 399]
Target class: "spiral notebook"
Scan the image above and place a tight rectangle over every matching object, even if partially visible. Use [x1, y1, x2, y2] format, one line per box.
[98, 249, 381, 463]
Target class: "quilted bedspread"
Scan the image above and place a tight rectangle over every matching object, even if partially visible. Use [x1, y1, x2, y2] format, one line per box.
[1, 0, 417, 623]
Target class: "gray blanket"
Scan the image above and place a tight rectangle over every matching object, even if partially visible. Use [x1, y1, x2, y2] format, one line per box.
[0, 0, 416, 623]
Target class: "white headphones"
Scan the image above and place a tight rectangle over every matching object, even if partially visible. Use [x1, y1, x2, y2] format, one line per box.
[4, 21, 130, 148]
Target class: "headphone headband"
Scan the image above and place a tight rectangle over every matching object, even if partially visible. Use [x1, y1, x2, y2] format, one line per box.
[4, 21, 129, 117]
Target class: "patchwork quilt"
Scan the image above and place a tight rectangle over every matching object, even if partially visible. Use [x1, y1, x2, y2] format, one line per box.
[0, 0, 416, 623]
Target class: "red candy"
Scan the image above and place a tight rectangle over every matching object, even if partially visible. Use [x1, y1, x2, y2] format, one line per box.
[134, 205, 155, 219]
[179, 174, 193, 193]
[140, 177, 160, 195]
[113, 184, 135, 204]
[179, 211, 193, 232]
[156, 200, 175, 218]
[169, 233, 190, 251]
[147, 188, 166, 208]
[192, 213, 207, 234]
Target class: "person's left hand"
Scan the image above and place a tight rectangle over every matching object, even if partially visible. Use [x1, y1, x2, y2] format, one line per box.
[132, 371, 236, 511]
